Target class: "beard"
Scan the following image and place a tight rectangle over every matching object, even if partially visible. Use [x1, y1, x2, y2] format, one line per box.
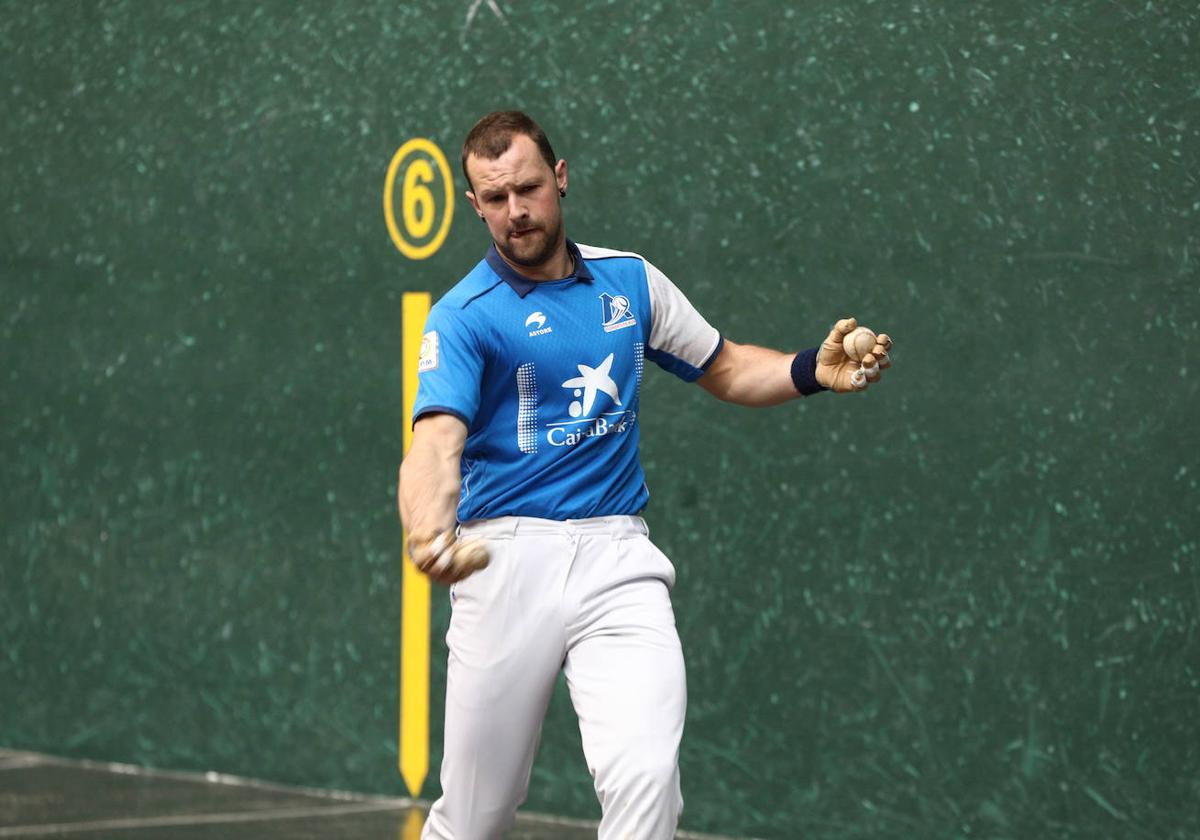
[496, 214, 563, 269]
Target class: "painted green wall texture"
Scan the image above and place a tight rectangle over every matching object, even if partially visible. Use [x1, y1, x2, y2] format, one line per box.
[2, 1, 1197, 837]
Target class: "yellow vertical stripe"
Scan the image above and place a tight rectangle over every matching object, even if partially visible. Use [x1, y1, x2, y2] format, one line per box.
[400, 292, 432, 797]
[401, 807, 425, 839]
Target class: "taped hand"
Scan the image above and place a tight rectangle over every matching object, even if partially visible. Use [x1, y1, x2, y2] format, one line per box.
[815, 317, 893, 393]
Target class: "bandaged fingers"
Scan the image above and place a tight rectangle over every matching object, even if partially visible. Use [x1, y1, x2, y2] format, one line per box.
[873, 334, 893, 369]
[412, 531, 454, 574]
[409, 530, 491, 583]
[852, 334, 893, 390]
[817, 317, 895, 392]
[861, 352, 882, 383]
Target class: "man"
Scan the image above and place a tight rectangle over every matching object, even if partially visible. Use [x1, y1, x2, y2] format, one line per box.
[398, 111, 892, 839]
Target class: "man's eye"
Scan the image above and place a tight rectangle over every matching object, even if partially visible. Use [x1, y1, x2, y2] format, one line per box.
[520, 185, 537, 194]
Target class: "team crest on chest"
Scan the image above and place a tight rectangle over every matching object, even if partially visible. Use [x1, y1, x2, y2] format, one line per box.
[599, 293, 637, 332]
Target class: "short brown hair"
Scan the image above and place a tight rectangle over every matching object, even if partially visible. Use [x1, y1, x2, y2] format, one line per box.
[461, 111, 557, 191]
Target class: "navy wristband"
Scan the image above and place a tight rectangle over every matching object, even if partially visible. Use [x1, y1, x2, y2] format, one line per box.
[790, 347, 828, 396]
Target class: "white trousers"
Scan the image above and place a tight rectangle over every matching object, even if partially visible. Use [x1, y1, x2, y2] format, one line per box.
[421, 515, 686, 840]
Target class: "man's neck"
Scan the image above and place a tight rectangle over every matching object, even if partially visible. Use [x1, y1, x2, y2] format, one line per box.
[498, 237, 573, 282]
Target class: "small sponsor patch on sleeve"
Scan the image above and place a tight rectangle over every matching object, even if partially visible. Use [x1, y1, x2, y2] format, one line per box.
[418, 330, 439, 372]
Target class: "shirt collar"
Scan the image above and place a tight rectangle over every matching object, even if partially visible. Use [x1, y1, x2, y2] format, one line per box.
[485, 238, 593, 298]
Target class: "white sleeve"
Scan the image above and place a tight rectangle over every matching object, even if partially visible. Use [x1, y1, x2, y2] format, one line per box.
[644, 260, 723, 382]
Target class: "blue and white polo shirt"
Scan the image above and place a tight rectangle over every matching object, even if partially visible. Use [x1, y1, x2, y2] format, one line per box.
[412, 239, 722, 522]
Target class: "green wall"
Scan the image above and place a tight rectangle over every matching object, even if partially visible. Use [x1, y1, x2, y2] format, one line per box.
[3, 1, 1197, 837]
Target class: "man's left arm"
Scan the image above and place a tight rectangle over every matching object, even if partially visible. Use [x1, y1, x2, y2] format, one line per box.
[699, 317, 892, 405]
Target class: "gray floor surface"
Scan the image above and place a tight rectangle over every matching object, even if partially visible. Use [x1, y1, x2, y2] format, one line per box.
[0, 749, 746, 839]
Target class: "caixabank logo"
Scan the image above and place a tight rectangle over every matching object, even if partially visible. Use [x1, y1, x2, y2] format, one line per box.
[546, 352, 637, 448]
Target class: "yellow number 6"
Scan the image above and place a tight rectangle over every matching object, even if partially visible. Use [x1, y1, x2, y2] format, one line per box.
[384, 138, 454, 260]
[403, 159, 435, 240]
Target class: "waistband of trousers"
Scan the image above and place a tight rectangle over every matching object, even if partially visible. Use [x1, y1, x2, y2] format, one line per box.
[459, 515, 649, 539]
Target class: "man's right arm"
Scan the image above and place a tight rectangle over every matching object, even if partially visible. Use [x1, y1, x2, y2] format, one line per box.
[398, 412, 469, 585]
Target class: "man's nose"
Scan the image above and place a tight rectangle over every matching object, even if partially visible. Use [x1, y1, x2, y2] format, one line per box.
[507, 193, 528, 219]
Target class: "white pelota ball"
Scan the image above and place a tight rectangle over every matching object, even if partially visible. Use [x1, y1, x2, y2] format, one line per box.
[843, 327, 877, 362]
[452, 540, 491, 573]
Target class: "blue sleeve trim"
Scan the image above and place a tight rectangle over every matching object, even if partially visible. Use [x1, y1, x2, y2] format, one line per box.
[700, 334, 725, 371]
[790, 347, 828, 396]
[646, 334, 723, 382]
[645, 346, 705, 382]
[413, 405, 471, 428]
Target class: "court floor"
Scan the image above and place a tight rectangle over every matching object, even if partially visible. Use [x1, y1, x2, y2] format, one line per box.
[0, 749, 747, 839]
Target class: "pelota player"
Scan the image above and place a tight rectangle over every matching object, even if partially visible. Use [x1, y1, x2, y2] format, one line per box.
[398, 111, 892, 839]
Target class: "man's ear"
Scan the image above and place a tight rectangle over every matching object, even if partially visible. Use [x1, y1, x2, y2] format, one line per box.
[465, 190, 483, 219]
[555, 159, 568, 196]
